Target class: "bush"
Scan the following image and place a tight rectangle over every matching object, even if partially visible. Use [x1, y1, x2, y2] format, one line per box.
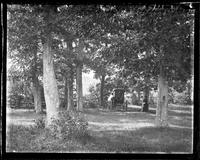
[45, 111, 89, 140]
[169, 90, 192, 105]
[35, 117, 46, 129]
[83, 95, 99, 108]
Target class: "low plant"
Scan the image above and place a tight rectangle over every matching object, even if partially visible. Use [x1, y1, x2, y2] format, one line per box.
[45, 111, 89, 140]
[35, 117, 46, 129]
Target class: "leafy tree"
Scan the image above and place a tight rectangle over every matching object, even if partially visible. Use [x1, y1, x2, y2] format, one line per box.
[111, 5, 193, 126]
[140, 6, 192, 126]
[97, 5, 193, 125]
[7, 5, 43, 113]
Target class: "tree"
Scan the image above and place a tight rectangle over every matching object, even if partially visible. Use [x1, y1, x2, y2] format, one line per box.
[65, 40, 75, 112]
[7, 5, 43, 113]
[90, 46, 115, 108]
[99, 5, 193, 126]
[75, 39, 85, 112]
[125, 6, 192, 126]
[40, 5, 61, 125]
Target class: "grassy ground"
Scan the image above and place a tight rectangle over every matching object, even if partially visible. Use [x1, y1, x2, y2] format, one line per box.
[6, 104, 193, 153]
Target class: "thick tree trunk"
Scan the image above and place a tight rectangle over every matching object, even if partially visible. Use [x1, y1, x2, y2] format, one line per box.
[76, 63, 83, 111]
[43, 13, 60, 125]
[100, 75, 105, 108]
[67, 66, 74, 112]
[141, 86, 149, 112]
[31, 77, 42, 113]
[156, 65, 168, 127]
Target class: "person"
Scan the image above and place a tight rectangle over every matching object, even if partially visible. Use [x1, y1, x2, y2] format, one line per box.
[108, 92, 114, 110]
[108, 92, 114, 102]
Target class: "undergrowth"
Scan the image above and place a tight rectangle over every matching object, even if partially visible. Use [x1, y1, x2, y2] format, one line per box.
[7, 111, 91, 152]
[6, 110, 192, 152]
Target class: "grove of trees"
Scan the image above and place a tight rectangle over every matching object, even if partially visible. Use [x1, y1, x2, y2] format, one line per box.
[7, 4, 194, 127]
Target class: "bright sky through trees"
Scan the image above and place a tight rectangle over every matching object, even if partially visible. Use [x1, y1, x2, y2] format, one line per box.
[82, 70, 99, 95]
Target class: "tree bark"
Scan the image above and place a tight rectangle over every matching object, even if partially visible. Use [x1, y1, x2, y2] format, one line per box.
[190, 18, 194, 104]
[67, 65, 74, 112]
[156, 65, 168, 127]
[141, 86, 149, 112]
[100, 75, 105, 108]
[43, 6, 60, 126]
[31, 77, 42, 113]
[136, 88, 141, 105]
[76, 62, 83, 111]
[64, 76, 68, 108]
[31, 45, 42, 113]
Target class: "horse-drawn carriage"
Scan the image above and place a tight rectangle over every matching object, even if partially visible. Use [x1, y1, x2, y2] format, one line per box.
[108, 88, 128, 111]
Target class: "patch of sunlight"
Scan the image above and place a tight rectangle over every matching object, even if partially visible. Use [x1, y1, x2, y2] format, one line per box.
[170, 124, 192, 130]
[128, 105, 141, 109]
[169, 110, 191, 114]
[115, 112, 145, 115]
[8, 109, 35, 113]
[7, 117, 35, 127]
[119, 119, 131, 122]
[136, 119, 153, 123]
[88, 121, 155, 131]
[169, 104, 193, 108]
[172, 116, 183, 120]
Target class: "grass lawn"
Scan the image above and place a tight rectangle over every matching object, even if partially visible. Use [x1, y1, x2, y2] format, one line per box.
[6, 104, 193, 153]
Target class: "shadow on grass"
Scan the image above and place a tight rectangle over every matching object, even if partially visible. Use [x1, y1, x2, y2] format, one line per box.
[148, 108, 192, 117]
[6, 122, 192, 153]
[88, 126, 192, 153]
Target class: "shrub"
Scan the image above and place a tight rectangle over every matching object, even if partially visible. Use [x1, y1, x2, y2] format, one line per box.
[83, 95, 99, 108]
[35, 117, 46, 129]
[171, 91, 192, 105]
[46, 111, 89, 140]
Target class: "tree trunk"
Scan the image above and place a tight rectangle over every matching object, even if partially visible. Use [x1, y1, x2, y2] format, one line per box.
[100, 75, 105, 108]
[31, 77, 42, 113]
[76, 63, 83, 111]
[67, 65, 74, 112]
[187, 81, 192, 105]
[137, 89, 141, 105]
[43, 7, 60, 126]
[141, 86, 149, 112]
[190, 18, 194, 104]
[64, 76, 68, 108]
[31, 45, 42, 114]
[7, 76, 14, 108]
[156, 65, 168, 127]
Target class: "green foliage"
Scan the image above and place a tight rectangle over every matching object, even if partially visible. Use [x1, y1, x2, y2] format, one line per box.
[7, 123, 91, 152]
[83, 96, 99, 108]
[84, 85, 100, 108]
[46, 111, 89, 140]
[35, 117, 45, 129]
[169, 90, 192, 105]
[8, 84, 34, 109]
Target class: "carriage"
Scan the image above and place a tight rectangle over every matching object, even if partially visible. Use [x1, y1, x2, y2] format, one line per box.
[108, 88, 128, 111]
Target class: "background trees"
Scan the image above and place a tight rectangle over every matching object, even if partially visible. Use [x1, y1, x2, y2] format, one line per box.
[7, 5, 44, 112]
[7, 4, 193, 127]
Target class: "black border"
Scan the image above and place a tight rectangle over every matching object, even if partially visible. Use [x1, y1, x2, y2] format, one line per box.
[2, 1, 200, 160]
